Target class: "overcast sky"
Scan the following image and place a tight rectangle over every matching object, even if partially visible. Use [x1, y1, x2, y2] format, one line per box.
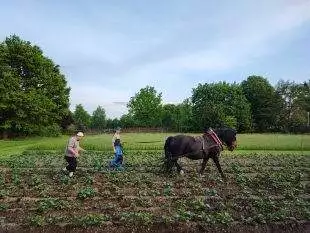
[1, 0, 310, 118]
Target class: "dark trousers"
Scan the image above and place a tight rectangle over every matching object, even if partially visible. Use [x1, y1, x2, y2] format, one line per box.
[110, 154, 123, 167]
[65, 156, 77, 172]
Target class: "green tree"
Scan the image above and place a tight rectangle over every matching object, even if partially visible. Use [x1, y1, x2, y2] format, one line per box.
[160, 99, 194, 132]
[106, 118, 120, 129]
[90, 106, 107, 130]
[162, 104, 179, 131]
[60, 110, 74, 130]
[299, 80, 310, 113]
[178, 98, 194, 132]
[120, 114, 136, 128]
[241, 76, 283, 132]
[73, 104, 91, 131]
[0, 35, 70, 137]
[276, 80, 309, 131]
[192, 82, 251, 132]
[127, 86, 163, 127]
[302, 80, 310, 128]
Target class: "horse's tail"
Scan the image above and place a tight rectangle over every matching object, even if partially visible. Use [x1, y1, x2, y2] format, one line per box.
[163, 136, 174, 172]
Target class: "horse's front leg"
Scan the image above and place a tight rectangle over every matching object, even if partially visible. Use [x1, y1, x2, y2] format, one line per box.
[200, 156, 209, 174]
[212, 154, 226, 181]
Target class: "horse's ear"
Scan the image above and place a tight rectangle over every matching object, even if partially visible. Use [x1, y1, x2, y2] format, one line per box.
[203, 126, 212, 133]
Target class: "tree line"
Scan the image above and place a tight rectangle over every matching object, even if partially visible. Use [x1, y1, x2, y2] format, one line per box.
[1, 35, 309, 137]
[72, 79, 310, 134]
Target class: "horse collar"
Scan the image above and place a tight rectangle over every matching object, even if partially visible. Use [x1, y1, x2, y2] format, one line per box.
[204, 130, 224, 151]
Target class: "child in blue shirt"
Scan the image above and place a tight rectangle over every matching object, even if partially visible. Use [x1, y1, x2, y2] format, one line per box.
[109, 138, 124, 169]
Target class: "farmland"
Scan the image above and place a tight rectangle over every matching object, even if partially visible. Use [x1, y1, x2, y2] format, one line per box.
[0, 133, 310, 232]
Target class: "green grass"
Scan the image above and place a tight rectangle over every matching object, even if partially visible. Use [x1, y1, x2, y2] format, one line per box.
[0, 133, 309, 156]
[236, 133, 310, 151]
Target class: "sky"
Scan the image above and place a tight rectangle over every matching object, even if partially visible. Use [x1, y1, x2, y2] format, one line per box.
[1, 0, 310, 118]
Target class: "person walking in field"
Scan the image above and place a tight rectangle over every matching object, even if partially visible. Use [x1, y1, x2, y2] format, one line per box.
[109, 127, 124, 170]
[112, 127, 121, 152]
[63, 132, 86, 177]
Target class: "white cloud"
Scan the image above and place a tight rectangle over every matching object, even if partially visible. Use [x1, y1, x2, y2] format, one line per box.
[147, 1, 310, 72]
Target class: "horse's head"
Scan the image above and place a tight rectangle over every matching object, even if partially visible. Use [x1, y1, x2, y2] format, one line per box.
[214, 128, 237, 151]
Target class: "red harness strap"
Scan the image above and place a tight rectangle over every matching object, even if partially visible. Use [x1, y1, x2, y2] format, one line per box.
[206, 130, 223, 149]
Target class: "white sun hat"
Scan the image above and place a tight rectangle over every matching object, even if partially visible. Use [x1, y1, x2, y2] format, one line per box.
[77, 132, 84, 137]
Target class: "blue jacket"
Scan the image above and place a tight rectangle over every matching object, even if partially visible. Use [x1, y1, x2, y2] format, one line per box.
[115, 145, 123, 156]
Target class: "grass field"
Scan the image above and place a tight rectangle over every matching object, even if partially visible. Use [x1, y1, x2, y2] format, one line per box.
[0, 133, 309, 233]
[1, 133, 310, 156]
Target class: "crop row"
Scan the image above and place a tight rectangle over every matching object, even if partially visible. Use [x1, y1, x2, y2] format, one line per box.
[0, 150, 309, 230]
[1, 193, 309, 226]
[0, 150, 309, 168]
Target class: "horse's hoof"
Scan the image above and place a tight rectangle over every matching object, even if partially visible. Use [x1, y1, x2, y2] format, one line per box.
[180, 170, 185, 176]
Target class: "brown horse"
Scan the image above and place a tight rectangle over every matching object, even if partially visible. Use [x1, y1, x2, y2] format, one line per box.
[164, 128, 237, 179]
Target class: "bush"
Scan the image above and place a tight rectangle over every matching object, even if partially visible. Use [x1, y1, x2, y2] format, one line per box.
[36, 124, 62, 137]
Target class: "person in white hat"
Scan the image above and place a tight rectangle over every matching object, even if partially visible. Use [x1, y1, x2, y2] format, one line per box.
[63, 132, 85, 177]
